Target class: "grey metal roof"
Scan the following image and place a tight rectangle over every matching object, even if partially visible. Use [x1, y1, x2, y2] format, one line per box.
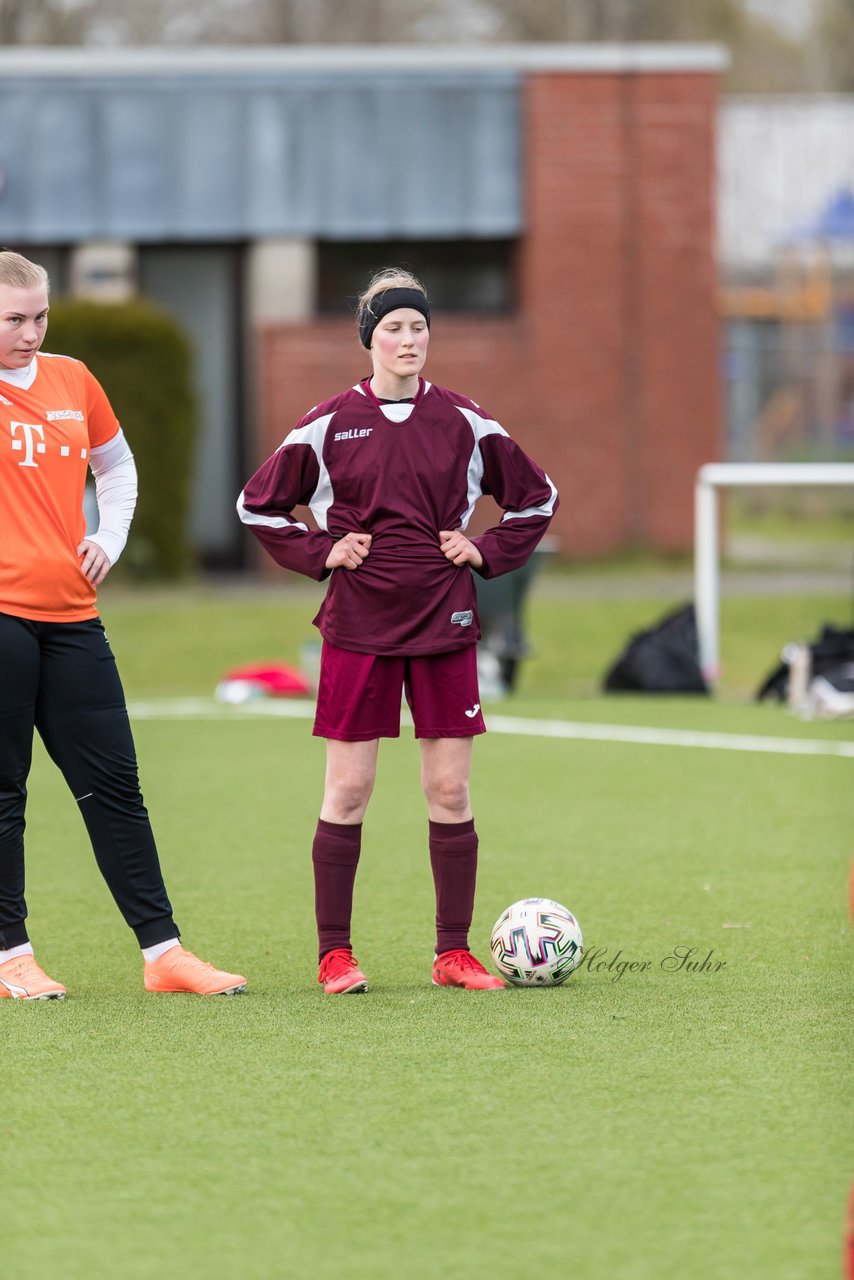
[0, 65, 519, 243]
[0, 44, 727, 245]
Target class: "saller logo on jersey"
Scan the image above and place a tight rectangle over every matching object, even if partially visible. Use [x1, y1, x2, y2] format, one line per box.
[451, 610, 474, 627]
[334, 428, 373, 442]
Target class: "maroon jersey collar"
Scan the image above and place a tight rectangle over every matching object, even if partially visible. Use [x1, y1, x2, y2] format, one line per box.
[359, 375, 426, 411]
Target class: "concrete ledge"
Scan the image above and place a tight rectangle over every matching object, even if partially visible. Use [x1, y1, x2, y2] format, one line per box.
[0, 43, 729, 77]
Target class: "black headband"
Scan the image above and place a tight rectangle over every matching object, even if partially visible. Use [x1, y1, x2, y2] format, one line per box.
[358, 288, 430, 349]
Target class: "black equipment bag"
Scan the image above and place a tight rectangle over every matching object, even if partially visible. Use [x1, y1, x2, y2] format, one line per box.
[602, 603, 709, 695]
[756, 623, 854, 702]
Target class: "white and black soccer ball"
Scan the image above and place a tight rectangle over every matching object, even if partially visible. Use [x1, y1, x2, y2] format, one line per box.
[490, 897, 583, 987]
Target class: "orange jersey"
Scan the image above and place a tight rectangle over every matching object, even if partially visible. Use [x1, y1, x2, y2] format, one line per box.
[0, 352, 120, 622]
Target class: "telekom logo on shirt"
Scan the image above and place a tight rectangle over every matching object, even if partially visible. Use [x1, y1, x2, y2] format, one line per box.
[9, 421, 87, 468]
[10, 421, 45, 467]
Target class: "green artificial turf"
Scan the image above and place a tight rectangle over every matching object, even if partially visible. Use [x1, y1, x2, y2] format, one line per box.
[5, 581, 853, 1280]
[90, 574, 854, 703]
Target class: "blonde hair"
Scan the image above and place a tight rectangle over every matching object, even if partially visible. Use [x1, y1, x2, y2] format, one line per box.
[0, 250, 50, 292]
[356, 266, 427, 331]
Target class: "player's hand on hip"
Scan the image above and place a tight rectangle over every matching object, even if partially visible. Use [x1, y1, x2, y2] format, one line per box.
[78, 539, 113, 585]
[439, 529, 483, 569]
[326, 531, 372, 571]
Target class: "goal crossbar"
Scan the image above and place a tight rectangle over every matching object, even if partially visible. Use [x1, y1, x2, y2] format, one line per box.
[694, 462, 854, 684]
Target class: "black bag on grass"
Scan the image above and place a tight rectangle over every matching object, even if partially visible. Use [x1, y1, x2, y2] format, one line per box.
[602, 603, 709, 695]
[756, 623, 854, 702]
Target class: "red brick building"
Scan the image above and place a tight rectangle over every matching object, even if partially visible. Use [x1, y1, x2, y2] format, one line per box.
[256, 51, 723, 558]
[0, 45, 725, 563]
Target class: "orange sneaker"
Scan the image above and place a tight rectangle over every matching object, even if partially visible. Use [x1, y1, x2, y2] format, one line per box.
[318, 949, 368, 994]
[0, 953, 66, 1000]
[432, 949, 505, 990]
[144, 946, 246, 995]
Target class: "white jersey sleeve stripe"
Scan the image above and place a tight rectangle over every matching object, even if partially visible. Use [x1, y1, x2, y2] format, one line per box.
[501, 473, 559, 521]
[235, 491, 310, 534]
[455, 405, 507, 530]
[298, 413, 334, 532]
[237, 411, 335, 534]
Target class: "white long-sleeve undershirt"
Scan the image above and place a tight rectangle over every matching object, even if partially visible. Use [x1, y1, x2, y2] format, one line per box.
[86, 429, 138, 567]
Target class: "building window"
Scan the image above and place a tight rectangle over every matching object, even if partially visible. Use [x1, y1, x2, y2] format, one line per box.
[317, 240, 516, 314]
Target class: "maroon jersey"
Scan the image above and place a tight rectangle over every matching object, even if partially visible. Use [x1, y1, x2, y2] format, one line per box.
[238, 378, 558, 655]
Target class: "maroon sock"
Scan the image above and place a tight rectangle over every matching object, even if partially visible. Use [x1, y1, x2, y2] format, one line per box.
[429, 818, 478, 955]
[313, 818, 362, 960]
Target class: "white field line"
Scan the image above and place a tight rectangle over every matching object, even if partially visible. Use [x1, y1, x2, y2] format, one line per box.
[126, 699, 854, 759]
[487, 715, 854, 758]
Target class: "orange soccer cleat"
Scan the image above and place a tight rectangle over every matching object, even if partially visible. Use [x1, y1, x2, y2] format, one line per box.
[0, 953, 66, 1000]
[432, 949, 505, 990]
[144, 946, 246, 996]
[318, 948, 368, 994]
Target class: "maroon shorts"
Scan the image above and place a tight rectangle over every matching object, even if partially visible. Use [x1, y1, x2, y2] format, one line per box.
[313, 641, 487, 741]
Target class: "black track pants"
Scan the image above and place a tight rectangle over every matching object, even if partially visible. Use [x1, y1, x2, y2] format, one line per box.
[0, 612, 177, 950]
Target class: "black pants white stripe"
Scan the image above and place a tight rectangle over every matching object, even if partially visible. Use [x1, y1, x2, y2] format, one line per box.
[0, 612, 177, 951]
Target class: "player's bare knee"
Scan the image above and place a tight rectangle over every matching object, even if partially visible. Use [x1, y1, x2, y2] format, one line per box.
[323, 778, 373, 823]
[422, 775, 469, 818]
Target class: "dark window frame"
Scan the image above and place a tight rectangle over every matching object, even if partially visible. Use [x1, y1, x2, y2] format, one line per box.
[317, 239, 518, 315]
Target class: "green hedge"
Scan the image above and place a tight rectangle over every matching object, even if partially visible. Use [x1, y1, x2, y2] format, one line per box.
[45, 298, 198, 579]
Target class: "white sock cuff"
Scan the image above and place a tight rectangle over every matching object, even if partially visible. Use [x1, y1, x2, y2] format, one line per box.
[0, 942, 35, 962]
[141, 938, 181, 964]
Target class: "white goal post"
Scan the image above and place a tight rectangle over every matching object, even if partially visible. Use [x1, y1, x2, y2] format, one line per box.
[694, 462, 854, 684]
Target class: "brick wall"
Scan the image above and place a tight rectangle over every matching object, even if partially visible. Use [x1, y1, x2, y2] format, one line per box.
[252, 67, 722, 560]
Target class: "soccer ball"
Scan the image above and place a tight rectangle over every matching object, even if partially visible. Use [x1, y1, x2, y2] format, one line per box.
[490, 897, 583, 986]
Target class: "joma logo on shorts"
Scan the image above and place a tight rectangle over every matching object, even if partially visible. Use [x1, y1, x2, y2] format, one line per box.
[451, 611, 474, 627]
